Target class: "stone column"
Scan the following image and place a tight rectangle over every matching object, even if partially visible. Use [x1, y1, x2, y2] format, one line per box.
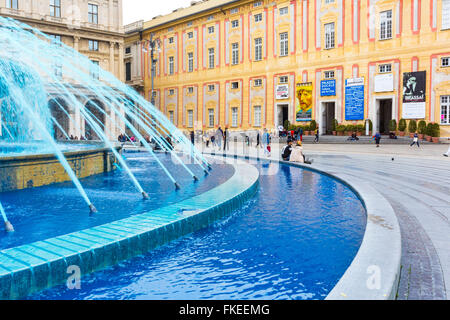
[118, 43, 124, 82]
[109, 41, 115, 73]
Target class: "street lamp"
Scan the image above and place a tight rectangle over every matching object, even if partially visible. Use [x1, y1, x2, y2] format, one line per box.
[142, 34, 161, 106]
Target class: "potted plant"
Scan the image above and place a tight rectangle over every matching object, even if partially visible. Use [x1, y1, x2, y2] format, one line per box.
[336, 125, 346, 136]
[425, 123, 433, 142]
[346, 124, 354, 136]
[398, 119, 407, 136]
[331, 119, 338, 136]
[356, 124, 364, 136]
[408, 120, 417, 138]
[432, 123, 440, 143]
[418, 120, 427, 140]
[310, 120, 317, 134]
[389, 119, 397, 134]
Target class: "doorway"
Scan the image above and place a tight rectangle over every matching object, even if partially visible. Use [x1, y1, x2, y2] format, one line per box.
[322, 102, 335, 135]
[378, 99, 392, 135]
[277, 104, 289, 128]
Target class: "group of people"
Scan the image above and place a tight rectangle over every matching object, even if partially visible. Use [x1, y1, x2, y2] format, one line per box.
[202, 127, 229, 151]
[117, 134, 136, 143]
[281, 138, 312, 164]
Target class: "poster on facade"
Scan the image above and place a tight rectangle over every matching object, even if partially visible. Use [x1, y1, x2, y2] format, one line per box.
[402, 71, 426, 119]
[374, 73, 394, 92]
[345, 77, 365, 121]
[296, 82, 313, 122]
[276, 85, 289, 99]
[320, 79, 336, 96]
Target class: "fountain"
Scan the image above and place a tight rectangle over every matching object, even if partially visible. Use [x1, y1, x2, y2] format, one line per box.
[0, 16, 210, 232]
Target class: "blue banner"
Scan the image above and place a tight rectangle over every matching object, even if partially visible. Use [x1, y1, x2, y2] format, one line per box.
[345, 78, 365, 121]
[320, 80, 336, 96]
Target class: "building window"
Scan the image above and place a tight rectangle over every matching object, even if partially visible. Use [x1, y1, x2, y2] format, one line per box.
[325, 0, 335, 4]
[88, 3, 98, 24]
[208, 48, 215, 69]
[231, 20, 239, 28]
[441, 96, 450, 124]
[125, 62, 131, 81]
[379, 64, 392, 73]
[188, 52, 194, 72]
[208, 26, 215, 34]
[231, 107, 238, 127]
[324, 22, 335, 49]
[169, 56, 174, 75]
[380, 10, 393, 40]
[208, 109, 215, 127]
[207, 15, 214, 21]
[232, 43, 239, 65]
[208, 84, 215, 92]
[231, 82, 239, 89]
[169, 37, 174, 44]
[230, 8, 239, 14]
[6, 0, 18, 9]
[254, 106, 262, 127]
[279, 7, 288, 15]
[442, 0, 450, 30]
[49, 34, 62, 45]
[280, 32, 289, 56]
[187, 32, 193, 39]
[188, 110, 194, 128]
[125, 47, 131, 54]
[254, 38, 263, 61]
[255, 13, 263, 22]
[324, 71, 335, 79]
[169, 89, 175, 95]
[187, 21, 193, 27]
[279, 76, 288, 84]
[54, 60, 62, 78]
[254, 79, 262, 87]
[50, 0, 61, 17]
[89, 40, 99, 51]
[441, 57, 450, 67]
[90, 60, 99, 79]
[254, 1, 262, 7]
[187, 87, 194, 94]
[169, 111, 174, 123]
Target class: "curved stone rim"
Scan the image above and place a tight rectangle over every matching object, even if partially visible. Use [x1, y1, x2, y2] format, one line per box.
[0, 157, 259, 300]
[208, 152, 401, 300]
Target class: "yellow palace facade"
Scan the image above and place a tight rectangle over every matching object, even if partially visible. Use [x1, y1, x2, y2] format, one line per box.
[125, 0, 450, 138]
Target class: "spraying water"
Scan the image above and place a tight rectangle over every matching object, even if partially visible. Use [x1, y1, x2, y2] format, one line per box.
[0, 16, 210, 231]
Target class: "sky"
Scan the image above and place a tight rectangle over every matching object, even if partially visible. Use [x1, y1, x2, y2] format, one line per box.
[123, 0, 194, 25]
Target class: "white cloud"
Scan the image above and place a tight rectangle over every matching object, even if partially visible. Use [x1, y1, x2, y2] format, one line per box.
[123, 0, 194, 25]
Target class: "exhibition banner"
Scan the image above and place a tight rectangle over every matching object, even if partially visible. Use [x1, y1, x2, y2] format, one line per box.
[296, 82, 313, 122]
[345, 77, 365, 121]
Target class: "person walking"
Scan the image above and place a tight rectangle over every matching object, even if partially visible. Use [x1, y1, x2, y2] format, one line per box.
[373, 132, 381, 147]
[299, 127, 303, 142]
[215, 127, 223, 150]
[314, 128, 319, 143]
[256, 130, 261, 149]
[444, 139, 450, 157]
[190, 131, 195, 145]
[410, 132, 420, 148]
[262, 129, 271, 157]
[223, 127, 229, 151]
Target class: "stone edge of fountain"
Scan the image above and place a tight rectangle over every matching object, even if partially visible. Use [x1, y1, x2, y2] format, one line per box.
[0, 157, 259, 299]
[205, 151, 402, 301]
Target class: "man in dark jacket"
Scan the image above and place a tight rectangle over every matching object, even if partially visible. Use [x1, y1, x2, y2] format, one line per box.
[282, 140, 293, 161]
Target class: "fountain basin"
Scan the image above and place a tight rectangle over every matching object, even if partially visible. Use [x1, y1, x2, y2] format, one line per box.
[0, 143, 119, 192]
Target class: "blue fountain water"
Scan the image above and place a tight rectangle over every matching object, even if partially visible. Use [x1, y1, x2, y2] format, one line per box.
[26, 160, 366, 300]
[0, 153, 234, 251]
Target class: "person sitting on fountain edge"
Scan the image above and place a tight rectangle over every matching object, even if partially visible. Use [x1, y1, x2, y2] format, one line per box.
[282, 139, 293, 161]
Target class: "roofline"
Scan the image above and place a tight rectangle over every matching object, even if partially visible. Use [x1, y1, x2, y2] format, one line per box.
[140, 0, 242, 34]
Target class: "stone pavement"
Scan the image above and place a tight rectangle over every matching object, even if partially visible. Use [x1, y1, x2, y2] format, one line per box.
[199, 141, 450, 300]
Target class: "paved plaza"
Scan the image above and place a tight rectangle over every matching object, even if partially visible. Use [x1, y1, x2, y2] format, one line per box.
[199, 141, 450, 300]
